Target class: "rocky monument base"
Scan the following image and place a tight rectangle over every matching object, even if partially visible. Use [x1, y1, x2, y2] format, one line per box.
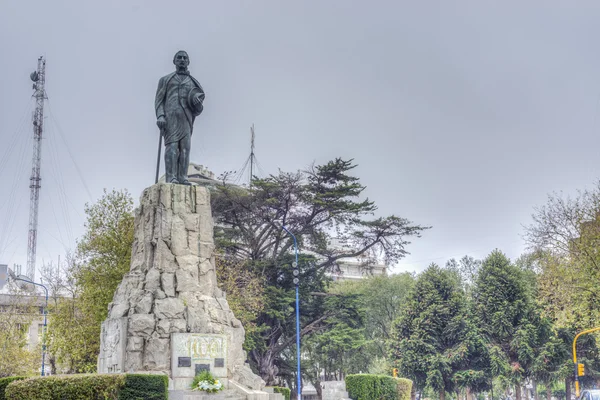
[98, 184, 275, 399]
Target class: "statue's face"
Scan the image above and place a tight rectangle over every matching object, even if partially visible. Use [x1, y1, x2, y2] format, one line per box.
[174, 52, 190, 69]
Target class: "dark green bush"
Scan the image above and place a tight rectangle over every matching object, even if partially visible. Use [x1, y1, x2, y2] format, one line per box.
[118, 374, 168, 400]
[273, 386, 291, 400]
[5, 373, 168, 400]
[346, 374, 412, 400]
[0, 377, 26, 400]
[5, 374, 124, 400]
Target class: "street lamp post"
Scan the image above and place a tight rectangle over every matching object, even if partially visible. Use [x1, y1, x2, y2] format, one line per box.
[280, 225, 301, 400]
[8, 270, 48, 377]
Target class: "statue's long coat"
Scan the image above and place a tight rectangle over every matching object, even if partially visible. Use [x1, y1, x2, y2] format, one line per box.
[155, 71, 204, 145]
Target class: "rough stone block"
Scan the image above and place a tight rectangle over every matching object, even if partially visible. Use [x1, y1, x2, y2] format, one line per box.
[198, 241, 214, 259]
[161, 272, 176, 297]
[183, 213, 200, 232]
[124, 351, 143, 372]
[134, 292, 154, 314]
[177, 255, 200, 273]
[109, 302, 130, 319]
[144, 337, 171, 370]
[145, 268, 161, 291]
[129, 314, 155, 337]
[127, 336, 144, 352]
[176, 270, 200, 292]
[195, 187, 209, 206]
[171, 215, 190, 256]
[155, 297, 186, 319]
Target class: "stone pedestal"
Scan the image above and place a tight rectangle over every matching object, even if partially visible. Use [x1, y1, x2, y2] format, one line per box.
[98, 183, 265, 394]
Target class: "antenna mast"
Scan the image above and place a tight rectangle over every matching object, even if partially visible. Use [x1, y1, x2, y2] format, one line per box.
[26, 56, 47, 281]
[249, 124, 255, 184]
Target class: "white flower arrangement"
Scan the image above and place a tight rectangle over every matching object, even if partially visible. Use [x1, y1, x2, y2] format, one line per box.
[191, 370, 224, 393]
[194, 379, 223, 393]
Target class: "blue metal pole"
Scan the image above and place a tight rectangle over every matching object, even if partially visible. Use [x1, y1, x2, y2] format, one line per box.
[281, 225, 301, 400]
[12, 276, 48, 376]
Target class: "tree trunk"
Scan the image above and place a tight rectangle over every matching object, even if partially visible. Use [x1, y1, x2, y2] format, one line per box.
[49, 354, 57, 375]
[516, 384, 522, 400]
[533, 380, 539, 400]
[467, 387, 473, 400]
[410, 385, 416, 400]
[253, 349, 279, 386]
[440, 390, 446, 400]
[315, 379, 323, 400]
[547, 386, 552, 400]
[565, 377, 571, 400]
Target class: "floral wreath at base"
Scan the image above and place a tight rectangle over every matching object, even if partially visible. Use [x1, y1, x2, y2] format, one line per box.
[191, 370, 224, 393]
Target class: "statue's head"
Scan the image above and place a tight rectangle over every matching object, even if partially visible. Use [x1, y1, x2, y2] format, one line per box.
[173, 50, 190, 69]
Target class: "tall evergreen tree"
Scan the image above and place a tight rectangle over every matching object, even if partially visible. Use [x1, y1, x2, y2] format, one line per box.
[390, 264, 489, 400]
[473, 250, 539, 400]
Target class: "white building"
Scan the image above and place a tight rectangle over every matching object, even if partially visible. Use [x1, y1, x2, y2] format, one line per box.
[0, 292, 50, 374]
[326, 238, 387, 281]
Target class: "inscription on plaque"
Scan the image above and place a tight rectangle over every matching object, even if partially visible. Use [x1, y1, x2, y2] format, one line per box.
[195, 364, 210, 374]
[178, 357, 191, 367]
[172, 333, 228, 379]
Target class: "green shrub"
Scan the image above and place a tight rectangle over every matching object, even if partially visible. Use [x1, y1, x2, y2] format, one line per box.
[4, 373, 168, 400]
[118, 374, 168, 400]
[5, 374, 124, 400]
[345, 374, 412, 400]
[394, 378, 412, 400]
[0, 377, 26, 400]
[272, 386, 291, 400]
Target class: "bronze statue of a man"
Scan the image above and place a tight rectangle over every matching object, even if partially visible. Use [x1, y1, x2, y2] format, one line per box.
[155, 50, 205, 185]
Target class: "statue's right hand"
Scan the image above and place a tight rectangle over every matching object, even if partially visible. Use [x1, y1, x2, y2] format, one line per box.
[157, 116, 166, 130]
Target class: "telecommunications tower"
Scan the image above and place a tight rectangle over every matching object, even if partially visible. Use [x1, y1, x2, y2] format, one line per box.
[26, 56, 47, 281]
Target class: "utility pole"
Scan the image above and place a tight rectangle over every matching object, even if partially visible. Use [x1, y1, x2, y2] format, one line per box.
[26, 56, 47, 281]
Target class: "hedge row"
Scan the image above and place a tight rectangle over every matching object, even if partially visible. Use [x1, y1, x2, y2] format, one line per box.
[4, 373, 168, 400]
[273, 386, 291, 400]
[345, 374, 412, 400]
[0, 377, 26, 400]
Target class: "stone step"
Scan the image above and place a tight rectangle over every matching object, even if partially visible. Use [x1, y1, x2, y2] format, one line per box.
[169, 389, 245, 400]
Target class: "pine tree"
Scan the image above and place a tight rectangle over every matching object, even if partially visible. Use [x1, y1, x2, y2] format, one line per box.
[473, 250, 539, 400]
[390, 264, 489, 400]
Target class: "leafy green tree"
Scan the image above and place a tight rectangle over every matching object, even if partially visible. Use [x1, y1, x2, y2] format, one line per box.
[211, 158, 427, 385]
[330, 273, 415, 372]
[390, 264, 489, 400]
[0, 285, 40, 377]
[302, 292, 366, 399]
[47, 189, 134, 372]
[524, 183, 600, 328]
[473, 250, 541, 400]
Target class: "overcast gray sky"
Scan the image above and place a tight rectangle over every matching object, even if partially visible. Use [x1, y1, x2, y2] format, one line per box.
[2, 1, 600, 277]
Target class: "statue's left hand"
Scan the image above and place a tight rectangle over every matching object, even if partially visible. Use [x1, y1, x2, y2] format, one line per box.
[193, 94, 203, 107]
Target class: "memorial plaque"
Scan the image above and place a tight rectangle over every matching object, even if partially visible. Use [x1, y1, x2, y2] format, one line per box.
[195, 364, 210, 374]
[178, 357, 191, 367]
[172, 333, 228, 378]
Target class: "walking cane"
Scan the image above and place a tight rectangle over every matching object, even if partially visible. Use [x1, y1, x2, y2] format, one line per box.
[155, 128, 164, 184]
